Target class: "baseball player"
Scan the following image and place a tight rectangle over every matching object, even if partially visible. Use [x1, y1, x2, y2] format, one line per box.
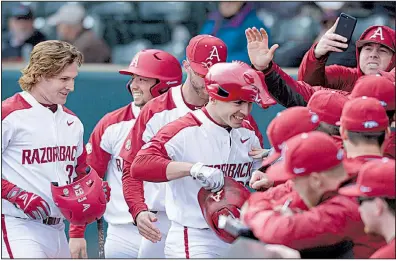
[1, 40, 92, 258]
[129, 62, 267, 258]
[120, 35, 268, 258]
[339, 158, 395, 259]
[68, 49, 182, 258]
[243, 97, 390, 258]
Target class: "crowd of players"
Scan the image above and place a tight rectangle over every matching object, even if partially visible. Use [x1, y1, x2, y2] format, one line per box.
[1, 18, 395, 259]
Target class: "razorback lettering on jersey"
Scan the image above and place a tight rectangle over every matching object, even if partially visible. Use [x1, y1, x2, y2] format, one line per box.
[132, 108, 262, 229]
[2, 91, 84, 219]
[22, 146, 77, 164]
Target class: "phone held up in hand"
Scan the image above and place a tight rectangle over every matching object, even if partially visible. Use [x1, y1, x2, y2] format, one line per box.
[334, 13, 358, 51]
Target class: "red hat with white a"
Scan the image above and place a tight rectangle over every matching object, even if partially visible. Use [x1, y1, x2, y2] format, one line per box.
[186, 35, 227, 76]
[266, 131, 344, 183]
[339, 157, 395, 198]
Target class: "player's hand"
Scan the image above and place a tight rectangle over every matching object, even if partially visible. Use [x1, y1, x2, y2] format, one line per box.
[314, 18, 348, 59]
[245, 27, 279, 71]
[102, 181, 111, 202]
[249, 170, 274, 191]
[190, 162, 224, 193]
[136, 211, 162, 243]
[6, 186, 51, 220]
[249, 147, 271, 159]
[69, 238, 88, 258]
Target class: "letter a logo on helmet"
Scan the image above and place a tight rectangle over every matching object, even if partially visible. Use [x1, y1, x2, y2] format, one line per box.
[198, 177, 251, 243]
[51, 167, 107, 225]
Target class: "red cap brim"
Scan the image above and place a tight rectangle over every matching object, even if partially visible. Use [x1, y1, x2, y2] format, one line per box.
[189, 60, 209, 76]
[266, 162, 296, 184]
[338, 185, 367, 197]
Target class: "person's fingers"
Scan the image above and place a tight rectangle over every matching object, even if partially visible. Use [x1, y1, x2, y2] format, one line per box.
[138, 223, 162, 242]
[325, 39, 348, 49]
[259, 28, 269, 42]
[251, 178, 273, 190]
[329, 17, 339, 32]
[328, 46, 345, 53]
[246, 28, 256, 42]
[326, 33, 348, 43]
[139, 230, 159, 243]
[245, 29, 253, 43]
[141, 219, 161, 236]
[252, 27, 263, 42]
[268, 44, 279, 57]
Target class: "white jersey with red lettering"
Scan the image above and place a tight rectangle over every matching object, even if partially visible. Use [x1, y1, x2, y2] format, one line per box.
[86, 102, 141, 224]
[2, 91, 84, 219]
[144, 108, 262, 229]
[121, 84, 263, 213]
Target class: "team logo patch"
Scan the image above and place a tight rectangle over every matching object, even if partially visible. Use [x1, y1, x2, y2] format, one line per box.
[363, 121, 379, 129]
[63, 188, 69, 196]
[86, 143, 92, 154]
[210, 190, 223, 202]
[125, 139, 131, 151]
[201, 45, 222, 69]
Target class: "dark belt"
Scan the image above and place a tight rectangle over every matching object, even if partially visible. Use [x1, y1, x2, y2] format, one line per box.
[42, 217, 62, 225]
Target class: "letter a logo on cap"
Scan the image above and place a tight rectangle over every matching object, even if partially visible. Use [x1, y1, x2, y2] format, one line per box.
[202, 46, 221, 69]
[130, 53, 140, 67]
[369, 27, 384, 40]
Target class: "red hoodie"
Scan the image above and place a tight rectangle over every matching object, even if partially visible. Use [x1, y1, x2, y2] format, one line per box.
[298, 25, 395, 92]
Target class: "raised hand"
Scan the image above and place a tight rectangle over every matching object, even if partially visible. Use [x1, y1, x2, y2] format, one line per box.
[314, 18, 348, 59]
[245, 27, 279, 71]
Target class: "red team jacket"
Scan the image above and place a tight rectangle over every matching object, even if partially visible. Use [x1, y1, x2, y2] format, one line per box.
[244, 154, 387, 258]
[298, 26, 395, 91]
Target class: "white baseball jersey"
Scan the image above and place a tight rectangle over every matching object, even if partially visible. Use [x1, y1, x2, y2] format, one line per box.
[120, 85, 263, 218]
[135, 107, 262, 228]
[2, 91, 84, 219]
[86, 102, 140, 224]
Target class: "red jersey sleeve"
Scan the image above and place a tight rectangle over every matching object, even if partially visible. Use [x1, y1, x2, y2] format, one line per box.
[245, 195, 361, 250]
[1, 178, 16, 199]
[298, 43, 361, 92]
[69, 224, 86, 238]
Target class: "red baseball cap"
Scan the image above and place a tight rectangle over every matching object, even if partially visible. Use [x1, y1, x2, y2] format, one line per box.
[350, 75, 395, 110]
[266, 131, 344, 183]
[186, 35, 227, 76]
[262, 107, 320, 167]
[339, 97, 389, 132]
[339, 157, 395, 198]
[308, 90, 349, 125]
[356, 26, 395, 52]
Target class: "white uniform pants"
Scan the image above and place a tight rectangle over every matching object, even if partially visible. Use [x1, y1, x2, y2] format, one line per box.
[1, 214, 70, 258]
[165, 221, 230, 258]
[105, 222, 142, 258]
[138, 211, 171, 258]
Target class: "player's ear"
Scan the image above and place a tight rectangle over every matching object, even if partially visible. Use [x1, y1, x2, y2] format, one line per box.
[182, 60, 190, 71]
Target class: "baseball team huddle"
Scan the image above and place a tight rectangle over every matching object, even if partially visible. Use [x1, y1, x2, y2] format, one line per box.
[1, 17, 395, 259]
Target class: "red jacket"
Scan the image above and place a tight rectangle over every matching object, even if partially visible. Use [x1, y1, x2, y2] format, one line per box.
[244, 189, 385, 258]
[298, 26, 395, 91]
[370, 239, 395, 258]
[244, 154, 387, 258]
[382, 128, 395, 159]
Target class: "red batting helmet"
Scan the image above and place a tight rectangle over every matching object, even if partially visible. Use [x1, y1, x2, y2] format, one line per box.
[51, 167, 107, 226]
[204, 61, 276, 108]
[119, 49, 183, 97]
[198, 177, 251, 243]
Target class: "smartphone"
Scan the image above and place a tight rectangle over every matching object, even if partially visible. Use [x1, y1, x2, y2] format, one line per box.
[334, 13, 357, 51]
